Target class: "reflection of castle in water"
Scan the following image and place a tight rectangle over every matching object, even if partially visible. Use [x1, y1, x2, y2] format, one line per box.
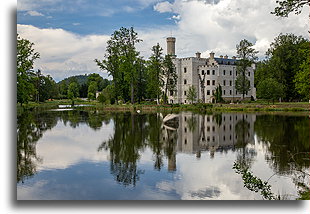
[162, 112, 256, 170]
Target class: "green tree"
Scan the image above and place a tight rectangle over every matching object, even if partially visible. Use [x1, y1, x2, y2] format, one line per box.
[17, 34, 40, 105]
[136, 57, 147, 104]
[147, 43, 164, 103]
[266, 34, 308, 101]
[235, 39, 258, 99]
[88, 81, 98, 100]
[257, 78, 284, 104]
[67, 82, 79, 105]
[87, 73, 105, 91]
[162, 55, 177, 104]
[95, 27, 142, 104]
[213, 85, 224, 103]
[186, 85, 197, 104]
[272, 0, 309, 17]
[97, 92, 106, 105]
[294, 48, 309, 101]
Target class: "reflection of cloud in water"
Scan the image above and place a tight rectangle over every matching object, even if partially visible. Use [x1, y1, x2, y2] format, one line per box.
[190, 186, 221, 199]
[36, 121, 114, 171]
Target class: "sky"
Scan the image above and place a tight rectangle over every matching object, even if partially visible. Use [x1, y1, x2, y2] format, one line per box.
[16, 0, 309, 82]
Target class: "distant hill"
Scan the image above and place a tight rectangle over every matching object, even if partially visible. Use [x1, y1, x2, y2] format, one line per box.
[57, 74, 88, 85]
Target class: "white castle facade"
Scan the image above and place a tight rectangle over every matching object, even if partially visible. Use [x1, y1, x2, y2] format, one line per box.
[165, 37, 256, 104]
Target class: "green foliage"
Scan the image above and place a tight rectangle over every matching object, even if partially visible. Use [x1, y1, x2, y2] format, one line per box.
[186, 86, 197, 104]
[235, 75, 250, 99]
[266, 34, 308, 101]
[272, 0, 308, 17]
[233, 162, 279, 200]
[257, 78, 284, 103]
[17, 34, 40, 105]
[235, 39, 258, 99]
[87, 81, 98, 100]
[146, 43, 164, 103]
[97, 92, 106, 104]
[293, 49, 309, 101]
[67, 82, 79, 101]
[95, 27, 142, 104]
[162, 55, 177, 104]
[213, 85, 224, 103]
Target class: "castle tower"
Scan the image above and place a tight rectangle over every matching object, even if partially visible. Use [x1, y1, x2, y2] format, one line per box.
[166, 37, 176, 57]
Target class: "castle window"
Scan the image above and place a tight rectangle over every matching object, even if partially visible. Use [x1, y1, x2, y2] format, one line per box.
[184, 79, 187, 84]
[184, 100, 187, 103]
[230, 80, 232, 86]
[212, 136, 215, 142]
[230, 90, 232, 95]
[212, 70, 215, 75]
[223, 80, 226, 86]
[248, 72, 250, 76]
[184, 91, 187, 96]
[212, 80, 215, 85]
[184, 127, 187, 133]
[223, 90, 226, 95]
[207, 90, 210, 95]
[184, 139, 187, 144]
[207, 126, 210, 131]
[230, 70, 232, 75]
[207, 80, 210, 85]
[207, 136, 210, 142]
[170, 90, 173, 96]
[184, 67, 187, 73]
[202, 70, 205, 75]
[207, 70, 210, 75]
[223, 70, 226, 75]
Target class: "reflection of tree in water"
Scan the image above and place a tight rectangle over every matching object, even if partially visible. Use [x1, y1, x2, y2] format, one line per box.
[255, 115, 309, 173]
[254, 115, 309, 199]
[186, 113, 197, 132]
[17, 109, 112, 183]
[98, 113, 147, 186]
[235, 116, 256, 169]
[148, 114, 164, 170]
[17, 110, 58, 182]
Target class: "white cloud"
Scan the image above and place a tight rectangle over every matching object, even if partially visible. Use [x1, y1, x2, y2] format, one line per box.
[17, 0, 309, 81]
[17, 24, 110, 81]
[152, 0, 309, 58]
[26, 10, 44, 16]
[154, 1, 174, 13]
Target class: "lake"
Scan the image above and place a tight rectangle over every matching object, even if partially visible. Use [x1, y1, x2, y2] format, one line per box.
[17, 109, 309, 200]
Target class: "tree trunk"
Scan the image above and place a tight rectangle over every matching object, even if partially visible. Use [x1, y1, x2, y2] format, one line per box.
[131, 81, 134, 104]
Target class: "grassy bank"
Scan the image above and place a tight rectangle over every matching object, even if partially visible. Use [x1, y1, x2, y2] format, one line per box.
[17, 99, 309, 114]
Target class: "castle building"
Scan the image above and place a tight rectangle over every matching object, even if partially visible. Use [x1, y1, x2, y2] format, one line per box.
[165, 37, 256, 104]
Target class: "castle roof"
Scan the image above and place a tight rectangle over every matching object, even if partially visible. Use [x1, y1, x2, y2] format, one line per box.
[214, 57, 237, 65]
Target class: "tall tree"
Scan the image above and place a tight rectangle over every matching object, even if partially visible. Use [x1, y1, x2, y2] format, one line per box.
[266, 34, 308, 101]
[294, 51, 309, 101]
[67, 82, 79, 105]
[95, 27, 142, 104]
[17, 34, 40, 105]
[162, 55, 177, 104]
[87, 81, 98, 100]
[147, 43, 164, 104]
[235, 39, 258, 99]
[272, 0, 309, 17]
[256, 78, 284, 104]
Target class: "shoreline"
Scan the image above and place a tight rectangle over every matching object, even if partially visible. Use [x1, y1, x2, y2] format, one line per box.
[17, 100, 309, 115]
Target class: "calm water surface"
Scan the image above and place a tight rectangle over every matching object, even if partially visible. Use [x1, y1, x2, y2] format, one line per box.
[17, 110, 309, 200]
